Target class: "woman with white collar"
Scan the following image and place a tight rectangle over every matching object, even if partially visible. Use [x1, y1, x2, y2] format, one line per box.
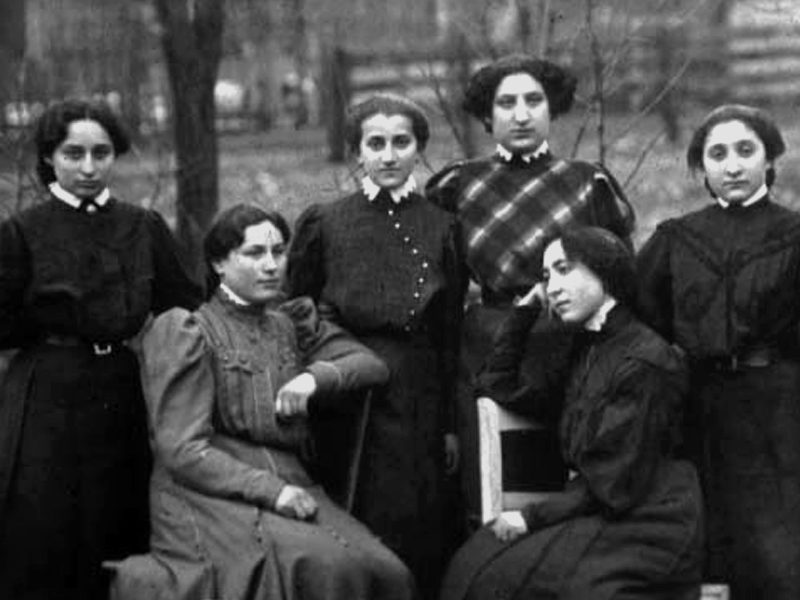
[0, 99, 202, 599]
[637, 104, 800, 599]
[425, 54, 635, 532]
[441, 227, 702, 600]
[287, 93, 465, 599]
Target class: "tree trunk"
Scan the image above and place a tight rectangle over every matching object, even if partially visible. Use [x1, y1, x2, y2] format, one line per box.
[154, 0, 224, 282]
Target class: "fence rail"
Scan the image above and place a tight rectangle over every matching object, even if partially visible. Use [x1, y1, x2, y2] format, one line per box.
[320, 23, 800, 160]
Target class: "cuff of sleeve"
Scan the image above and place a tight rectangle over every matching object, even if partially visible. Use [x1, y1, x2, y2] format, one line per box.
[521, 502, 539, 530]
[244, 473, 287, 508]
[306, 361, 342, 394]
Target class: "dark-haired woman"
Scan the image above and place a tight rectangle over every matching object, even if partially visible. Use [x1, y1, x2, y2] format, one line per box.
[120, 204, 414, 600]
[0, 99, 202, 599]
[637, 104, 800, 598]
[288, 93, 464, 598]
[441, 228, 702, 600]
[425, 54, 635, 529]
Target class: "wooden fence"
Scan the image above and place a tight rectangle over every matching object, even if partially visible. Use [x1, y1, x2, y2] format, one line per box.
[320, 23, 800, 161]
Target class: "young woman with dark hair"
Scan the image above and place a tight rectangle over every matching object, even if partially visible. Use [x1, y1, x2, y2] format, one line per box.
[288, 93, 464, 598]
[115, 203, 414, 600]
[637, 103, 800, 598]
[441, 227, 703, 600]
[0, 98, 202, 600]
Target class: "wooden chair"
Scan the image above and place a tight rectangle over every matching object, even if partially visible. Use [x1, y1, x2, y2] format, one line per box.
[477, 395, 564, 524]
[308, 389, 372, 512]
[477, 396, 728, 600]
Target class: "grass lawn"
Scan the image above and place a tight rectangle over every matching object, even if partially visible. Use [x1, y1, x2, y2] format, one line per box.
[4, 105, 800, 250]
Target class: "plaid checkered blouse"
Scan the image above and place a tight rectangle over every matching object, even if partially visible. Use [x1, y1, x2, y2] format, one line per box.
[426, 152, 634, 299]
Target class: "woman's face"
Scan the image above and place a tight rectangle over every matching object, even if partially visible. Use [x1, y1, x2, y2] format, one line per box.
[213, 219, 287, 305]
[491, 72, 550, 154]
[47, 119, 115, 199]
[543, 240, 606, 325]
[702, 119, 769, 204]
[359, 113, 418, 191]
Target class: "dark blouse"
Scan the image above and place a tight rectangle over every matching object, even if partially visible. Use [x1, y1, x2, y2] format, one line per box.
[426, 153, 634, 301]
[0, 197, 202, 348]
[636, 198, 800, 358]
[478, 305, 687, 529]
[287, 190, 464, 415]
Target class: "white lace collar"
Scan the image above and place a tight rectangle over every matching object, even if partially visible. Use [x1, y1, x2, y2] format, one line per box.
[361, 175, 417, 204]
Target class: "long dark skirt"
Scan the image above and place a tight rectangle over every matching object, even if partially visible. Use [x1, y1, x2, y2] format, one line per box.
[353, 333, 456, 599]
[691, 360, 800, 599]
[441, 461, 703, 600]
[0, 344, 150, 600]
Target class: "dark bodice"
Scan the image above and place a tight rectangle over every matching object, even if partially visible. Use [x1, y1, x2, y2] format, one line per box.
[0, 197, 202, 347]
[478, 306, 687, 526]
[287, 190, 464, 339]
[636, 199, 800, 359]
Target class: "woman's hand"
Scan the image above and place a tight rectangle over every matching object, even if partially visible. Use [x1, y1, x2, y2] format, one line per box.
[445, 433, 460, 475]
[491, 511, 528, 542]
[514, 282, 546, 309]
[275, 485, 318, 521]
[275, 373, 317, 419]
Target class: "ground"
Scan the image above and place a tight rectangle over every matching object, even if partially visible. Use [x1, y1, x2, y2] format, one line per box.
[3, 106, 800, 250]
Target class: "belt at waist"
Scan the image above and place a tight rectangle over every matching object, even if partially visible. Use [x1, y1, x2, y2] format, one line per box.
[699, 347, 782, 372]
[43, 333, 128, 356]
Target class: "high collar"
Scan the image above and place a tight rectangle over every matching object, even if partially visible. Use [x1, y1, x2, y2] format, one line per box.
[361, 175, 417, 204]
[584, 297, 617, 332]
[576, 304, 631, 345]
[213, 286, 286, 317]
[715, 183, 768, 209]
[50, 182, 110, 210]
[495, 141, 550, 164]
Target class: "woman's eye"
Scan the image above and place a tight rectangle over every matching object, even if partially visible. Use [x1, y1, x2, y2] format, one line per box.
[495, 97, 515, 109]
[63, 149, 85, 160]
[366, 138, 386, 151]
[736, 142, 755, 157]
[273, 244, 287, 257]
[92, 147, 113, 160]
[706, 146, 726, 161]
[524, 94, 544, 107]
[393, 136, 412, 149]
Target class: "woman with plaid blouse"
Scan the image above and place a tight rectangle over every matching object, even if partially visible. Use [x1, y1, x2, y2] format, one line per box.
[426, 54, 635, 530]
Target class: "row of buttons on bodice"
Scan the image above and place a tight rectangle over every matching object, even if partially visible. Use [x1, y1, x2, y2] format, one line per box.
[386, 205, 431, 333]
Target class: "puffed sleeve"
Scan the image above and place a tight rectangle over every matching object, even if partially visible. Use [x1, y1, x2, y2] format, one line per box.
[636, 223, 675, 341]
[522, 356, 682, 529]
[476, 303, 566, 425]
[280, 297, 389, 415]
[588, 164, 636, 249]
[142, 308, 288, 507]
[424, 161, 464, 214]
[286, 204, 326, 302]
[0, 217, 35, 349]
[146, 210, 204, 313]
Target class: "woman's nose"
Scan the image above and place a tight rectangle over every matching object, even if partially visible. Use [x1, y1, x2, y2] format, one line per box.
[80, 155, 97, 175]
[261, 253, 277, 271]
[381, 144, 397, 163]
[513, 101, 530, 122]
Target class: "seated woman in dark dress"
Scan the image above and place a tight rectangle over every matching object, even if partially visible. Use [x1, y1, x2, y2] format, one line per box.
[109, 204, 415, 600]
[637, 104, 800, 599]
[288, 94, 464, 599]
[440, 227, 703, 600]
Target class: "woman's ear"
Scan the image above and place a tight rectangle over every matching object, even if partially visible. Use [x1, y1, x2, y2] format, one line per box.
[44, 156, 53, 166]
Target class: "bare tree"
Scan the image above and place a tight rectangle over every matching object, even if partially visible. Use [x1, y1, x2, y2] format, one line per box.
[154, 0, 224, 281]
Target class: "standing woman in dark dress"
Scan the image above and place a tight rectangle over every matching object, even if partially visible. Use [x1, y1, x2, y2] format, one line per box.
[425, 54, 635, 528]
[441, 228, 703, 600]
[287, 93, 464, 598]
[637, 104, 800, 598]
[0, 99, 203, 600]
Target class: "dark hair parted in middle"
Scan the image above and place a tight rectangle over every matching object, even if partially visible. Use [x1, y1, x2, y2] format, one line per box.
[686, 103, 785, 187]
[344, 93, 431, 155]
[204, 204, 291, 293]
[463, 54, 578, 129]
[555, 226, 637, 309]
[34, 98, 131, 186]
